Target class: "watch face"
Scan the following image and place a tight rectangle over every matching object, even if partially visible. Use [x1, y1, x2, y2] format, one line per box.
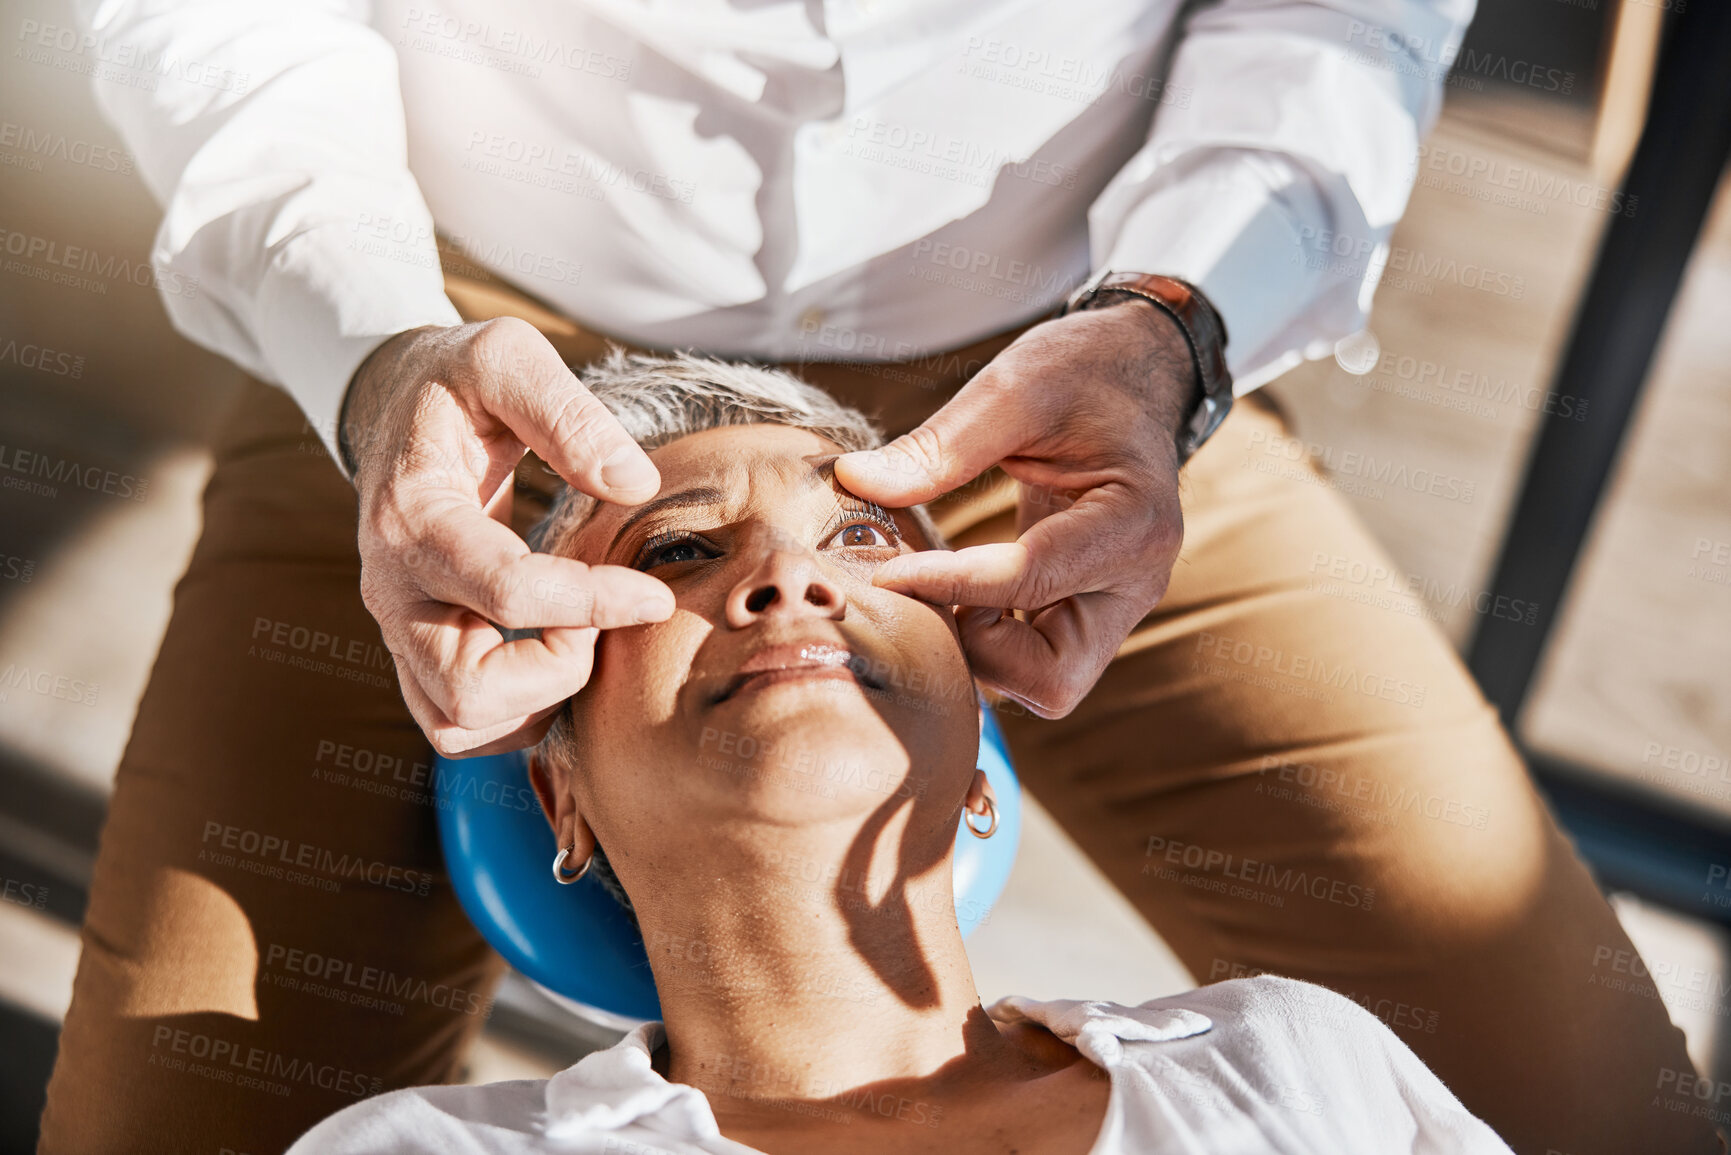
[1187, 394, 1234, 461]
[1064, 268, 1115, 314]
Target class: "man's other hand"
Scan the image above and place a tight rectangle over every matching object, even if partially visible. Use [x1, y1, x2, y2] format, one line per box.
[834, 302, 1196, 719]
[342, 318, 673, 756]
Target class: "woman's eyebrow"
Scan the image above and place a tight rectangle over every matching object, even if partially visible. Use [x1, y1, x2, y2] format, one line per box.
[805, 456, 840, 489]
[607, 486, 726, 556]
[600, 459, 865, 556]
[807, 456, 897, 518]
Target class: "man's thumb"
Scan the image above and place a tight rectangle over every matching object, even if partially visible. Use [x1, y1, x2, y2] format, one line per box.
[834, 386, 1019, 506]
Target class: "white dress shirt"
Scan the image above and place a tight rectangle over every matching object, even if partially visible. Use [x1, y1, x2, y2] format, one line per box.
[284, 976, 1514, 1153]
[74, 0, 1473, 463]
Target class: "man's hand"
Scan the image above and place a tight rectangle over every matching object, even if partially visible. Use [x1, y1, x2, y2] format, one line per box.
[343, 317, 674, 756]
[834, 302, 1196, 719]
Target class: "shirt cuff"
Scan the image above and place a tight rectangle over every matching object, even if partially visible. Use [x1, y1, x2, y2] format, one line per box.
[252, 222, 463, 480]
[1090, 149, 1373, 395]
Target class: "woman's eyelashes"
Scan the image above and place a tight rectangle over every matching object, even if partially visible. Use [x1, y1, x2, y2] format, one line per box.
[630, 505, 904, 571]
[825, 522, 894, 549]
[634, 529, 715, 569]
[818, 501, 902, 552]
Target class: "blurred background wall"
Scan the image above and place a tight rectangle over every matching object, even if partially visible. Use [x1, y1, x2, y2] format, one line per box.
[2, 0, 1728, 1149]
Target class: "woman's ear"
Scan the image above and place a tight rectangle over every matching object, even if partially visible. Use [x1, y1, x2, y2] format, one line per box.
[527, 749, 560, 832]
[528, 750, 597, 861]
[964, 767, 996, 818]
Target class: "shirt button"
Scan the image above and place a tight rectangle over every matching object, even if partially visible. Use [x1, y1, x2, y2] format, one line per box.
[797, 306, 827, 333]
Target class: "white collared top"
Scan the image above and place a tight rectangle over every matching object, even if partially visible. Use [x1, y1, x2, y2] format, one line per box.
[285, 976, 1514, 1153]
[73, 0, 1473, 463]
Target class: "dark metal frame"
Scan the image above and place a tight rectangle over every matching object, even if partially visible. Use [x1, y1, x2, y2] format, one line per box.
[1467, 0, 1731, 922]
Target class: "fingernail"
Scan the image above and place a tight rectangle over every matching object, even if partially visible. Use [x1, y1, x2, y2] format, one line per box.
[602, 450, 658, 493]
[633, 595, 674, 624]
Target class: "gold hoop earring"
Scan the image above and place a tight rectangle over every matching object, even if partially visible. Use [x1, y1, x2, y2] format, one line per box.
[964, 796, 998, 839]
[552, 845, 591, 885]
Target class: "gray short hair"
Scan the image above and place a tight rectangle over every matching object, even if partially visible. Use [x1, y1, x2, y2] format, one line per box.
[531, 348, 942, 556]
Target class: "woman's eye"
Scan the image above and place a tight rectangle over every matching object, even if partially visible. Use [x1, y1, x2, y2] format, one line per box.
[825, 520, 897, 550]
[651, 541, 704, 565]
[636, 533, 714, 570]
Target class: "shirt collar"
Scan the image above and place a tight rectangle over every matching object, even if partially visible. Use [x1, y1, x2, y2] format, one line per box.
[543, 1021, 722, 1144]
[987, 997, 1214, 1067]
[539, 998, 1215, 1140]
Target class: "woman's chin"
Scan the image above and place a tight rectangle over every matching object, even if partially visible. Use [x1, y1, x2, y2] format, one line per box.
[708, 675, 900, 736]
[688, 693, 920, 807]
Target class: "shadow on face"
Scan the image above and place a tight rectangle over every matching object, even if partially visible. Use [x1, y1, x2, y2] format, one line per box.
[535, 424, 982, 1004]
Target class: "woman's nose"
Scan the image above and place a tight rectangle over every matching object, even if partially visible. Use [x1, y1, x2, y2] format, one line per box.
[724, 547, 847, 628]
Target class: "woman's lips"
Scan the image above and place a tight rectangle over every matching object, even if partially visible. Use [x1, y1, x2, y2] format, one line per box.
[723, 665, 859, 701]
[712, 642, 885, 704]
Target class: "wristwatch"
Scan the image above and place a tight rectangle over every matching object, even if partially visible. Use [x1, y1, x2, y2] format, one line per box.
[1061, 269, 1234, 465]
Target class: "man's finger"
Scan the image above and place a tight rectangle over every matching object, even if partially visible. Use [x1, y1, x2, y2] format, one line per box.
[400, 500, 673, 629]
[957, 592, 1145, 719]
[873, 542, 1037, 608]
[834, 371, 1030, 506]
[395, 670, 566, 758]
[872, 491, 1134, 609]
[394, 607, 601, 731]
[476, 320, 661, 504]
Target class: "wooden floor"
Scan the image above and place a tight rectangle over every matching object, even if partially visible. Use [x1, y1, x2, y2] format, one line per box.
[1524, 180, 1731, 817]
[1264, 90, 1731, 823]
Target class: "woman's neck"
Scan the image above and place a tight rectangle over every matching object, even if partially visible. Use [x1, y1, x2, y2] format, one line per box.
[630, 812, 1029, 1106]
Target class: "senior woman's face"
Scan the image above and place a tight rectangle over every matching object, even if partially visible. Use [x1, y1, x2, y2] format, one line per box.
[553, 423, 978, 844]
